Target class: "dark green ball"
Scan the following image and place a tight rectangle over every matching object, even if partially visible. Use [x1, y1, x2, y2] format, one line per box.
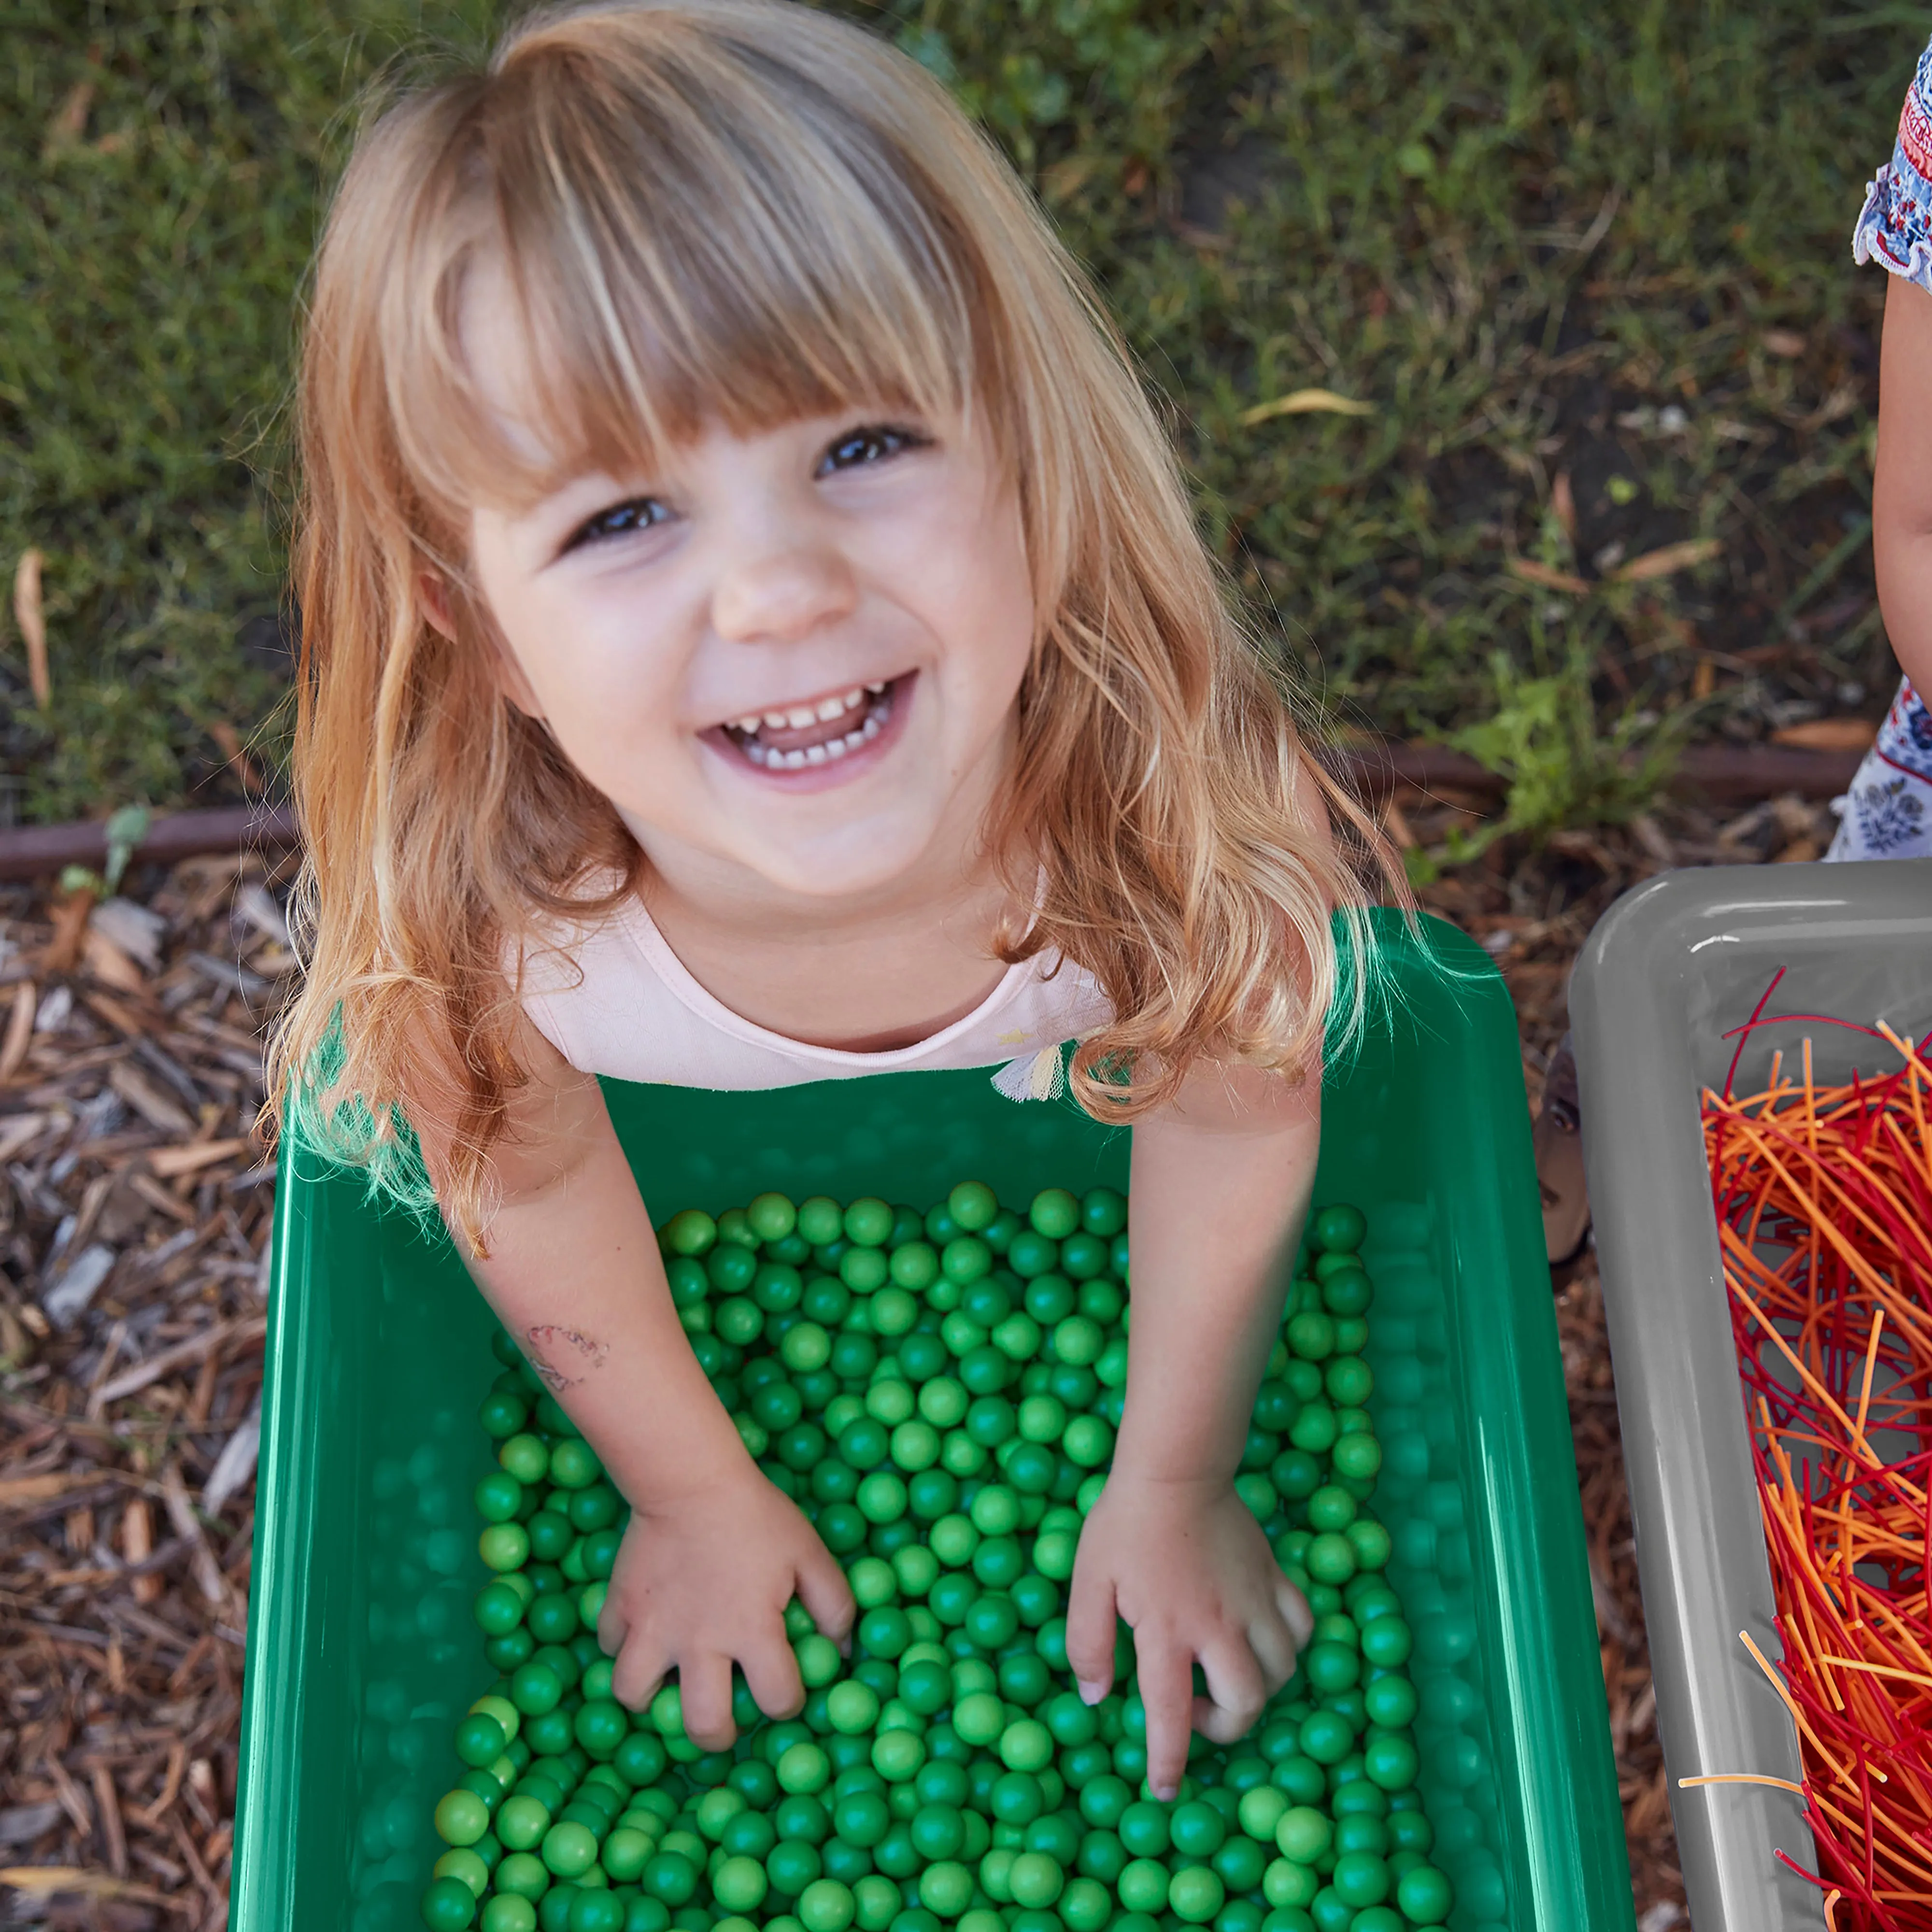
[1028, 1189, 1080, 1240]
[947, 1181, 999, 1232]
[478, 1391, 529, 1441]
[1311, 1204, 1366, 1253]
[420, 1875, 479, 1928]
[1006, 1230, 1060, 1279]
[1319, 1266, 1373, 1318]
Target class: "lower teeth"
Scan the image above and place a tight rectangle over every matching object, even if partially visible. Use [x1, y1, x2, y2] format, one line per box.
[740, 696, 887, 769]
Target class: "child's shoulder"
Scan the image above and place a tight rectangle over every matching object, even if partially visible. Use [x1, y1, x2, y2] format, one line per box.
[1853, 31, 1932, 291]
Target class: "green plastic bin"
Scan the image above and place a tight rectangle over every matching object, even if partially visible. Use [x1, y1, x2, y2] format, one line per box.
[230, 913, 1631, 1931]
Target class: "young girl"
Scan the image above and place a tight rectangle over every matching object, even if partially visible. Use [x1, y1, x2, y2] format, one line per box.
[1829, 30, 1932, 859]
[1536, 38, 1932, 1279]
[270, 0, 1400, 1807]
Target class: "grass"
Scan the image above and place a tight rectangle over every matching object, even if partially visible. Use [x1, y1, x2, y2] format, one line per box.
[1, 0, 1921, 827]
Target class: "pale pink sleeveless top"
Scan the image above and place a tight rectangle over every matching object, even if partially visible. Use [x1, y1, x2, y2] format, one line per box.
[518, 892, 1114, 1103]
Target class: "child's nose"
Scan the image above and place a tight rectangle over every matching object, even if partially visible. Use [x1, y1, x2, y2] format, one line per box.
[709, 538, 859, 647]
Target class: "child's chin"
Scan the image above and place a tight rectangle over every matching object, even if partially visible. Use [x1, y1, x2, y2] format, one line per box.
[736, 819, 938, 902]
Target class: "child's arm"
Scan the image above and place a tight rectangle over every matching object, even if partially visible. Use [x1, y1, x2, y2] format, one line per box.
[1063, 1052, 1320, 1800]
[1875, 275, 1932, 696]
[422, 1011, 854, 1747]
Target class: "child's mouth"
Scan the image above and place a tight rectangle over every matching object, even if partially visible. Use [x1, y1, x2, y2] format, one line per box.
[715, 675, 908, 775]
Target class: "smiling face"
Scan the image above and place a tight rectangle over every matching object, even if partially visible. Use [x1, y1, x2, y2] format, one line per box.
[452, 261, 1038, 912]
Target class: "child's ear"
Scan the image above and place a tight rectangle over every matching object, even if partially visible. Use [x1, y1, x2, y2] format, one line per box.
[417, 568, 546, 721]
[418, 568, 458, 640]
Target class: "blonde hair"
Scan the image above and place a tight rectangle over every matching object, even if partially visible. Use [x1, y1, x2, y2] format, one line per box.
[268, 0, 1407, 1250]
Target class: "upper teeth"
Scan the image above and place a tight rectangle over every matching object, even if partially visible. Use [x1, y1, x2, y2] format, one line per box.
[737, 691, 892, 769]
[731, 686, 877, 736]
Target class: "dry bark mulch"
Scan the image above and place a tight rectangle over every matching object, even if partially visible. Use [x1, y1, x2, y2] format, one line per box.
[0, 789, 1847, 1931]
[0, 852, 295, 1931]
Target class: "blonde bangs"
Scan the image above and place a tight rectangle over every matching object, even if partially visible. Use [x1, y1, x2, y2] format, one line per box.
[381, 2, 1001, 528]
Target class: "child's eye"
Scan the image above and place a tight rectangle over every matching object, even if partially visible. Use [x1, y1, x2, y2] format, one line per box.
[556, 425, 925, 553]
[563, 496, 669, 552]
[818, 423, 929, 475]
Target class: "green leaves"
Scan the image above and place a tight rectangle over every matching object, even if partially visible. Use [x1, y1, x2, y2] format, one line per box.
[1445, 645, 1684, 860]
[55, 802, 150, 900]
[889, 0, 1204, 169]
[102, 804, 153, 895]
[894, 22, 960, 86]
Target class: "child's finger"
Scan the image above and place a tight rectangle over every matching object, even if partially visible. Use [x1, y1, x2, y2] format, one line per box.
[678, 1650, 739, 1752]
[1278, 1578, 1314, 1650]
[1192, 1636, 1268, 1746]
[1134, 1636, 1195, 1802]
[740, 1627, 808, 1725]
[1062, 1566, 1119, 1705]
[596, 1594, 630, 1662]
[611, 1632, 670, 1714]
[795, 1536, 858, 1647]
[1246, 1610, 1301, 1694]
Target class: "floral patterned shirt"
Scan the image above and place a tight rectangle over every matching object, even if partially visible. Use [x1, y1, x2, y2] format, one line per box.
[1827, 37, 1932, 862]
[1854, 31, 1932, 293]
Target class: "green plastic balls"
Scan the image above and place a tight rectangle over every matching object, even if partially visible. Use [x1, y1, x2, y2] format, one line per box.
[428, 1189, 1449, 1932]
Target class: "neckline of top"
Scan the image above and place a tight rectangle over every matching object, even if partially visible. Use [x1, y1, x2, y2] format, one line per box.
[612, 892, 1038, 1064]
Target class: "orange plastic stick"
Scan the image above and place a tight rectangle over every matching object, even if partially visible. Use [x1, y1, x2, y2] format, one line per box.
[1706, 1039, 1932, 1928]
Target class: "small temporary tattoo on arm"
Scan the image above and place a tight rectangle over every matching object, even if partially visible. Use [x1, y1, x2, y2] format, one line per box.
[525, 1324, 609, 1392]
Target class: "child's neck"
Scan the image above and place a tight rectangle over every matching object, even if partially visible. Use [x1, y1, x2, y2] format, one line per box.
[636, 844, 1024, 1055]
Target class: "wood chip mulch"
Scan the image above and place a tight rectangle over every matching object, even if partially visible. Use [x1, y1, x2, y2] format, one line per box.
[0, 851, 296, 1932]
[0, 786, 1850, 1931]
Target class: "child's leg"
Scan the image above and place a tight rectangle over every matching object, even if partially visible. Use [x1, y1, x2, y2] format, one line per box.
[1535, 1032, 1589, 1282]
[1825, 676, 1932, 859]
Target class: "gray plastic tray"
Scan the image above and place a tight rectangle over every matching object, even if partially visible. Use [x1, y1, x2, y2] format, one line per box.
[1569, 856, 1932, 1932]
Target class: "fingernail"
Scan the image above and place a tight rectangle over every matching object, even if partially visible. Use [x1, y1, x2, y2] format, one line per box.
[1155, 1783, 1178, 1803]
[1077, 1678, 1105, 1705]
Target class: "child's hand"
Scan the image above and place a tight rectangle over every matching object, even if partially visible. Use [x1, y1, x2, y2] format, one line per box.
[1065, 1473, 1314, 1800]
[597, 1463, 855, 1749]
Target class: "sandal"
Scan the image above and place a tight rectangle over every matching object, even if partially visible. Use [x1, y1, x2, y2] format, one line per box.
[1535, 1033, 1591, 1287]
